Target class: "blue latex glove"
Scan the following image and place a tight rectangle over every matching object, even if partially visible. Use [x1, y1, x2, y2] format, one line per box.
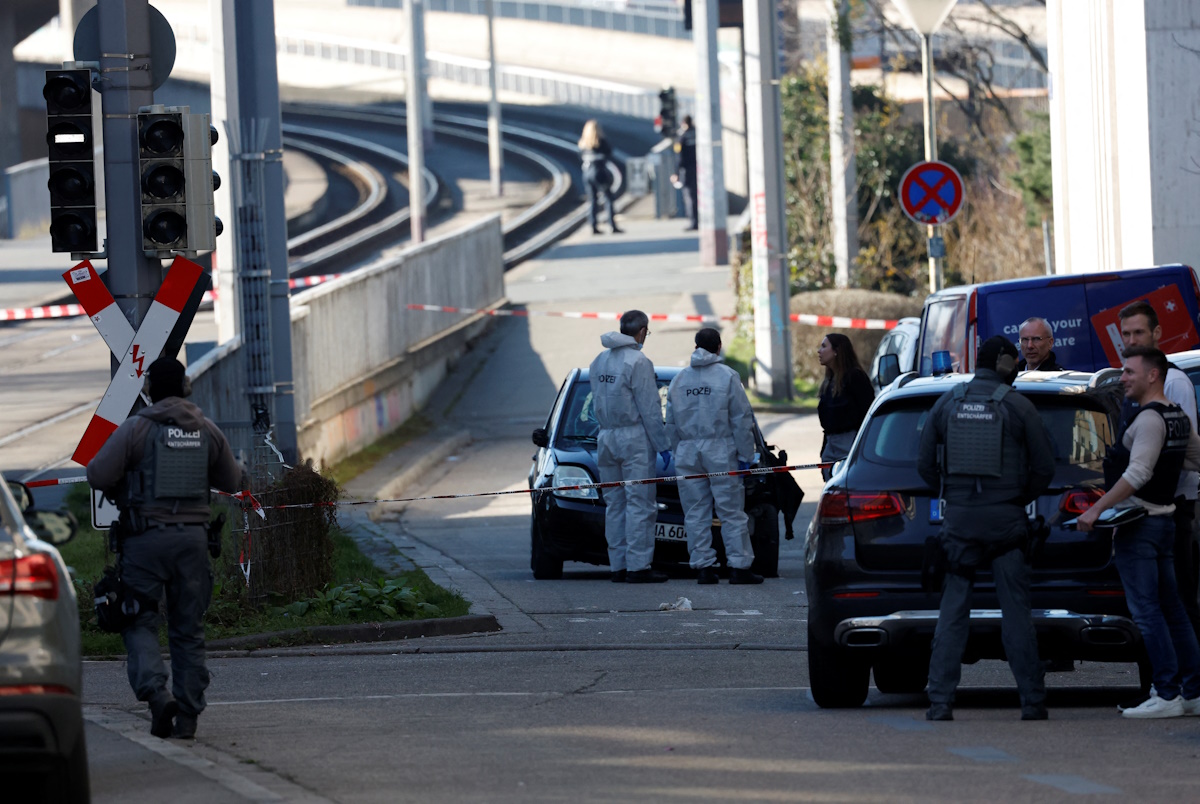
[659, 450, 672, 468]
[737, 460, 751, 471]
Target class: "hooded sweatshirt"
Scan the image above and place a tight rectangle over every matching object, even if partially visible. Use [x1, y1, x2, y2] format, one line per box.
[665, 348, 755, 461]
[588, 331, 669, 452]
[87, 397, 242, 524]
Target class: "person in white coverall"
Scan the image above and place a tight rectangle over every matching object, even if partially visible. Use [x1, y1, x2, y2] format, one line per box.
[666, 328, 764, 585]
[589, 310, 673, 583]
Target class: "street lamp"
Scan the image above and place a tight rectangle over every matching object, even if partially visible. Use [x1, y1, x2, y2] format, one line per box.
[889, 0, 957, 292]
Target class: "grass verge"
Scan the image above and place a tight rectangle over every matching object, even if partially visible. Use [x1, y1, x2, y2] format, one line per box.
[61, 485, 469, 656]
[325, 413, 433, 486]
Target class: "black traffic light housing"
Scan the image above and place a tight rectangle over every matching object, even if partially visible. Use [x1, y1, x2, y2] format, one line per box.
[138, 106, 222, 256]
[44, 68, 98, 253]
[656, 87, 677, 136]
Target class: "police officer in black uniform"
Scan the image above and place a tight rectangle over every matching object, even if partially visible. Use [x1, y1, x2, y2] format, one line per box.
[87, 357, 240, 739]
[917, 335, 1056, 721]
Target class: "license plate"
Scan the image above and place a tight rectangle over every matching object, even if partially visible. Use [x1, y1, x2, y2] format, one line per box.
[655, 523, 687, 541]
[930, 498, 1037, 524]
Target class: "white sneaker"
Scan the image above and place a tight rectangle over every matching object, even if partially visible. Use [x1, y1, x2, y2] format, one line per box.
[1121, 694, 1185, 719]
[1183, 697, 1200, 716]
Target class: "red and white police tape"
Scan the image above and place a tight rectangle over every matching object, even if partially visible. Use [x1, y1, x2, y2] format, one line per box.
[0, 291, 898, 330]
[405, 304, 900, 330]
[0, 274, 344, 323]
[26, 462, 827, 508]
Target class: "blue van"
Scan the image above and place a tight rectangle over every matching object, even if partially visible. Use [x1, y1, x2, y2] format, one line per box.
[914, 264, 1200, 375]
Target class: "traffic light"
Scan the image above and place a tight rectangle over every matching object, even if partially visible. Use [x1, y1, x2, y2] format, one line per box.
[655, 87, 677, 136]
[44, 68, 98, 253]
[137, 106, 222, 256]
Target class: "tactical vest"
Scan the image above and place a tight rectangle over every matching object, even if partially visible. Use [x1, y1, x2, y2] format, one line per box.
[121, 420, 210, 514]
[1103, 402, 1190, 505]
[944, 382, 1009, 478]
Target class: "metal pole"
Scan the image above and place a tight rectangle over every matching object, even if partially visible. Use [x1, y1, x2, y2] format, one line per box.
[743, 0, 792, 399]
[693, 0, 729, 266]
[827, 0, 858, 288]
[921, 32, 943, 292]
[406, 0, 426, 243]
[1042, 217, 1054, 275]
[97, 0, 160, 363]
[485, 0, 503, 197]
[224, 0, 298, 464]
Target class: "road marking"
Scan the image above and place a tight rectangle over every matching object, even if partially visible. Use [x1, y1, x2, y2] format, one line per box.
[712, 610, 763, 616]
[84, 707, 334, 802]
[1023, 774, 1121, 795]
[867, 715, 935, 732]
[949, 746, 1018, 763]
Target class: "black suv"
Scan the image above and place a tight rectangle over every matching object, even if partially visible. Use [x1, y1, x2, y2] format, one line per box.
[803, 368, 1168, 708]
[529, 366, 802, 579]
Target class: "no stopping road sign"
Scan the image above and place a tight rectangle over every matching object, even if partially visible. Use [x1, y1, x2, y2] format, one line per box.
[899, 160, 964, 226]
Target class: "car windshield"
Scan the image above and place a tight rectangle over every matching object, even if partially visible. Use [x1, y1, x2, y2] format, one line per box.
[557, 380, 670, 444]
[857, 393, 1112, 486]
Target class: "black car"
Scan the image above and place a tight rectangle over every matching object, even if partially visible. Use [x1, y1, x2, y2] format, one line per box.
[528, 366, 802, 580]
[803, 368, 1172, 708]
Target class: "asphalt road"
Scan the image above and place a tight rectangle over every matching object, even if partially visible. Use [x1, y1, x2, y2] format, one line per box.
[73, 211, 1200, 802]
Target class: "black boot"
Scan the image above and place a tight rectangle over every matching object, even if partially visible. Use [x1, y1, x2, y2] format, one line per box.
[172, 713, 198, 740]
[729, 568, 764, 585]
[149, 694, 178, 739]
[626, 568, 669, 583]
[696, 567, 719, 585]
[925, 705, 953, 721]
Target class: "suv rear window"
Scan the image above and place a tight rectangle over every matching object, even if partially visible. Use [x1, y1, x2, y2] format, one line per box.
[857, 393, 1113, 485]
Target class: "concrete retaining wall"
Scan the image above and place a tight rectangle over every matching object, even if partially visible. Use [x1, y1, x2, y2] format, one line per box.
[189, 214, 505, 468]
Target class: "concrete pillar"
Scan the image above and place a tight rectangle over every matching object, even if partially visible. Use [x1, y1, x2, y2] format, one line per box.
[693, 0, 729, 265]
[743, 0, 792, 398]
[827, 0, 858, 288]
[0, 6, 19, 171]
[1047, 0, 1200, 274]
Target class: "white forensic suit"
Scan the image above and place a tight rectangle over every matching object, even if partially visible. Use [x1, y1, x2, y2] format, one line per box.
[665, 348, 756, 569]
[589, 331, 670, 572]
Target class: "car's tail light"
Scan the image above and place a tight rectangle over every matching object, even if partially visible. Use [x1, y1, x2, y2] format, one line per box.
[0, 684, 74, 696]
[818, 492, 904, 525]
[0, 553, 59, 600]
[1061, 487, 1104, 515]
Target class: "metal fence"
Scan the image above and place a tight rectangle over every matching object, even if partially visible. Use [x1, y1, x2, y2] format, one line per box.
[348, 0, 692, 41]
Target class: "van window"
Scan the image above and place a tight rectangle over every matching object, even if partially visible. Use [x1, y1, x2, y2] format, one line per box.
[920, 298, 968, 375]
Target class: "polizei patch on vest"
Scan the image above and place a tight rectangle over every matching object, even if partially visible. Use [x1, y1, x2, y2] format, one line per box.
[164, 426, 203, 449]
[952, 402, 997, 422]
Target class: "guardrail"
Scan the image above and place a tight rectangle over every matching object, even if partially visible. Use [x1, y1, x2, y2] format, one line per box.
[347, 0, 691, 41]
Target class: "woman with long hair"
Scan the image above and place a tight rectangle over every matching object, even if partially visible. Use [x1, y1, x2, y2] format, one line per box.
[578, 119, 621, 235]
[816, 333, 875, 481]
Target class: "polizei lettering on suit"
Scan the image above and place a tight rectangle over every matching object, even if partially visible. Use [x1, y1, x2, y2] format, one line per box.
[165, 427, 203, 448]
[685, 387, 712, 396]
[597, 374, 617, 383]
[953, 403, 997, 421]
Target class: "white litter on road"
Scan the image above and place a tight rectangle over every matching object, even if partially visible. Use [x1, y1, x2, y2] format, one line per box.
[659, 597, 693, 611]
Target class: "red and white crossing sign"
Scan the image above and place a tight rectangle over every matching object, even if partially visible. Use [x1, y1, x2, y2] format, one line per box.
[64, 256, 207, 467]
[899, 160, 964, 226]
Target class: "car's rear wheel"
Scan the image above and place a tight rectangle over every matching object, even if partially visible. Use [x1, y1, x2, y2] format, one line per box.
[531, 520, 563, 580]
[808, 628, 870, 708]
[751, 504, 780, 578]
[873, 653, 930, 695]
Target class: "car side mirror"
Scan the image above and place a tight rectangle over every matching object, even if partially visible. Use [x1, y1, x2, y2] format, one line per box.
[531, 428, 549, 448]
[6, 480, 32, 513]
[877, 353, 901, 388]
[25, 510, 78, 546]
